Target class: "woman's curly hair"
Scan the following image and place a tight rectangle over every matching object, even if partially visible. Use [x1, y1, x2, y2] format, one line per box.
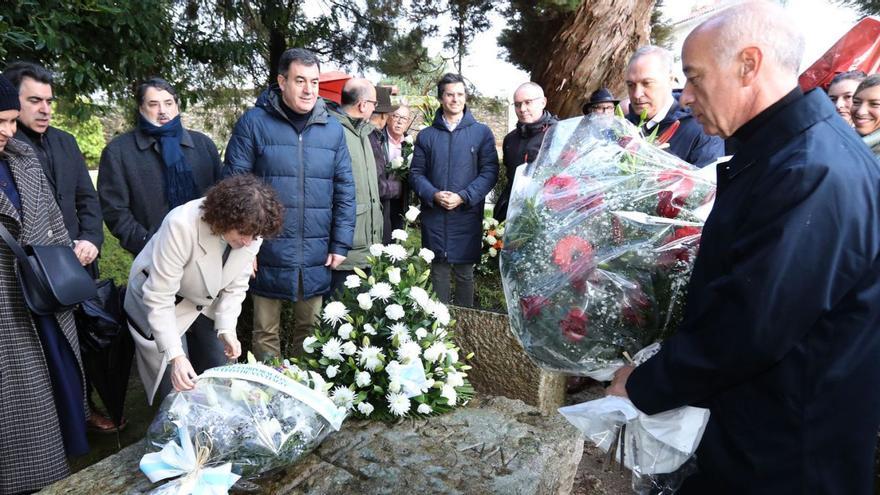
[201, 174, 284, 238]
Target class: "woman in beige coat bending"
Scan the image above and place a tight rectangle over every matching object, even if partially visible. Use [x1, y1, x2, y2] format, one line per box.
[125, 174, 283, 404]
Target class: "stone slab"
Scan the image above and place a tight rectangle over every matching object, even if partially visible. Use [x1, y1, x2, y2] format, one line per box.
[42, 396, 583, 495]
[452, 306, 567, 415]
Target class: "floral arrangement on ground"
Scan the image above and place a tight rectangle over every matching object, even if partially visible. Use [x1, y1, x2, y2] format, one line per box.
[289, 212, 474, 421]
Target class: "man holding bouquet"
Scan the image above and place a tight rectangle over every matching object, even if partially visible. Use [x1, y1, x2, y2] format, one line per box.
[608, 2, 880, 494]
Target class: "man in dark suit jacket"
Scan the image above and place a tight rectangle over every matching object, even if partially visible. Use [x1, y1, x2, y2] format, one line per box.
[608, 3, 880, 494]
[98, 78, 221, 256]
[3, 62, 103, 276]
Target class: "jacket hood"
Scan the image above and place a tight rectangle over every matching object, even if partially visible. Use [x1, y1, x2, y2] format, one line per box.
[256, 85, 329, 127]
[328, 107, 376, 137]
[431, 106, 477, 131]
[515, 111, 558, 138]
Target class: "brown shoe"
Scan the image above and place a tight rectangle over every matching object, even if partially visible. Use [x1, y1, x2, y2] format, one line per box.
[87, 411, 127, 434]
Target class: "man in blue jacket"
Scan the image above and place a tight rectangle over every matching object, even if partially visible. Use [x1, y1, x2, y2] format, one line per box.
[608, 2, 880, 493]
[410, 73, 498, 307]
[224, 48, 356, 360]
[625, 45, 724, 167]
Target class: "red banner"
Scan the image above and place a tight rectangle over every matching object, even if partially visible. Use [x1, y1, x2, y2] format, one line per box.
[799, 16, 880, 92]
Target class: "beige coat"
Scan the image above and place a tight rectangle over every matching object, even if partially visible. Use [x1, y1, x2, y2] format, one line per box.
[124, 198, 261, 404]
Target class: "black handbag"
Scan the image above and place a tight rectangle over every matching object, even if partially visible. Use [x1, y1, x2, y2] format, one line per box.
[0, 223, 97, 315]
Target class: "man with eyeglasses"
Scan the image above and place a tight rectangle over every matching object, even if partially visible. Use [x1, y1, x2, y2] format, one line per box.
[224, 47, 355, 360]
[494, 82, 557, 221]
[327, 78, 383, 294]
[582, 87, 619, 116]
[3, 62, 103, 276]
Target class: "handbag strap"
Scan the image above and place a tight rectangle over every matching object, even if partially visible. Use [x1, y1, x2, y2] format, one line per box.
[0, 221, 32, 264]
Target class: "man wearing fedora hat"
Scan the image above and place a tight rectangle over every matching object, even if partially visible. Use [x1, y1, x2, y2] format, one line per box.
[583, 87, 620, 116]
[368, 86, 407, 244]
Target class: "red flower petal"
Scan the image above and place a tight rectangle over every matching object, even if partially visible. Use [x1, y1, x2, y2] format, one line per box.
[657, 227, 702, 267]
[543, 174, 580, 211]
[561, 308, 589, 342]
[520, 295, 549, 320]
[552, 236, 594, 274]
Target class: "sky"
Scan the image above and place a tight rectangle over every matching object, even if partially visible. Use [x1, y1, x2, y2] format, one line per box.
[324, 0, 865, 98]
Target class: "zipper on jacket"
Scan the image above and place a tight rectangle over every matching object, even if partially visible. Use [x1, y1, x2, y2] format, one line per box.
[298, 133, 305, 271]
[445, 129, 453, 260]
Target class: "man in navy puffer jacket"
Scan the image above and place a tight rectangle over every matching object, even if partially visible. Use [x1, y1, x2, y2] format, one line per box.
[410, 73, 498, 307]
[224, 48, 356, 360]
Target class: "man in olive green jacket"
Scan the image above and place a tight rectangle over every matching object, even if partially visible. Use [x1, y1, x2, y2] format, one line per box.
[328, 78, 383, 294]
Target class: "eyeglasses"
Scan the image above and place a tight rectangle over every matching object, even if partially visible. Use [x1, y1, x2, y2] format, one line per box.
[390, 114, 410, 122]
[513, 97, 542, 108]
[590, 104, 616, 113]
[362, 99, 377, 107]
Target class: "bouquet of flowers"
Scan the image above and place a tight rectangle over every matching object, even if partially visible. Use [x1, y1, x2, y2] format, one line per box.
[140, 360, 346, 494]
[387, 134, 414, 180]
[500, 115, 716, 377]
[476, 216, 504, 277]
[293, 210, 474, 420]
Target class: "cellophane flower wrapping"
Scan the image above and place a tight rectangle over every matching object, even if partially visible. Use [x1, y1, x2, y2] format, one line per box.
[145, 363, 346, 483]
[500, 115, 716, 377]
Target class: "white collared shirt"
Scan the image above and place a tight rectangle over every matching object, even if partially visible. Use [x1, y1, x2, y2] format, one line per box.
[645, 96, 675, 131]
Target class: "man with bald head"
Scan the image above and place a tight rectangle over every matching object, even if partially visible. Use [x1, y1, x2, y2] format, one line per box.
[625, 45, 723, 166]
[328, 78, 382, 293]
[493, 82, 557, 221]
[608, 2, 880, 493]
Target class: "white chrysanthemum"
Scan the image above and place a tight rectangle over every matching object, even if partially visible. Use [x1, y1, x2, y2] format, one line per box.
[387, 392, 411, 416]
[369, 282, 393, 301]
[405, 206, 420, 223]
[321, 338, 344, 361]
[429, 301, 451, 326]
[396, 340, 422, 364]
[303, 336, 319, 353]
[322, 301, 349, 326]
[357, 401, 374, 416]
[325, 364, 339, 378]
[441, 384, 457, 406]
[447, 348, 459, 363]
[355, 371, 372, 388]
[337, 323, 353, 340]
[488, 247, 498, 257]
[418, 248, 435, 263]
[404, 134, 414, 145]
[356, 292, 373, 310]
[485, 235, 497, 245]
[446, 371, 465, 388]
[385, 360, 401, 378]
[369, 244, 384, 257]
[415, 327, 428, 340]
[341, 341, 357, 355]
[383, 244, 408, 262]
[391, 229, 408, 242]
[408, 286, 431, 310]
[387, 267, 401, 285]
[385, 303, 405, 321]
[390, 157, 404, 169]
[389, 380, 402, 393]
[362, 323, 377, 335]
[344, 274, 361, 289]
[358, 345, 383, 371]
[331, 386, 356, 410]
[423, 341, 447, 363]
[388, 323, 411, 343]
[417, 403, 433, 415]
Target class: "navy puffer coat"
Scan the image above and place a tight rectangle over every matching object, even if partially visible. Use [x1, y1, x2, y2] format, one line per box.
[224, 88, 356, 300]
[409, 107, 498, 264]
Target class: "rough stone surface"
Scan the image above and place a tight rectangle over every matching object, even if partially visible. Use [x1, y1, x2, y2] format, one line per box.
[41, 396, 583, 495]
[452, 306, 567, 415]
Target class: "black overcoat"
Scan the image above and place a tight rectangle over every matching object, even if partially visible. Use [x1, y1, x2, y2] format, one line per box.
[627, 89, 880, 494]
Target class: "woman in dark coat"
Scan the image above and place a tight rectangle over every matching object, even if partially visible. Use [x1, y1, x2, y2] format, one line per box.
[0, 77, 87, 494]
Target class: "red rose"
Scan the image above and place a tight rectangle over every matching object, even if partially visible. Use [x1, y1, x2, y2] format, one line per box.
[520, 295, 549, 320]
[561, 308, 589, 342]
[657, 226, 702, 267]
[621, 284, 651, 326]
[543, 174, 580, 211]
[552, 235, 594, 274]
[559, 149, 578, 167]
[655, 170, 695, 218]
[617, 136, 640, 153]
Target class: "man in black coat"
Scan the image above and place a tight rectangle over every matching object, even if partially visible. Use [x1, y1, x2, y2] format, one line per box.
[493, 82, 557, 222]
[98, 78, 221, 256]
[625, 45, 724, 167]
[607, 3, 880, 494]
[3, 62, 103, 276]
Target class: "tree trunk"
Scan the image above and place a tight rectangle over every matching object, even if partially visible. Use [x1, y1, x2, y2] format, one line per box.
[535, 0, 655, 118]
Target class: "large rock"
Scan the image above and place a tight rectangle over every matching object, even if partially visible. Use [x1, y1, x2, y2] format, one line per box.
[42, 396, 583, 495]
[452, 306, 567, 415]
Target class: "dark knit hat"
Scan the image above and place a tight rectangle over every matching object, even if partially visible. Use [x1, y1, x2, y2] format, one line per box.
[0, 76, 20, 112]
